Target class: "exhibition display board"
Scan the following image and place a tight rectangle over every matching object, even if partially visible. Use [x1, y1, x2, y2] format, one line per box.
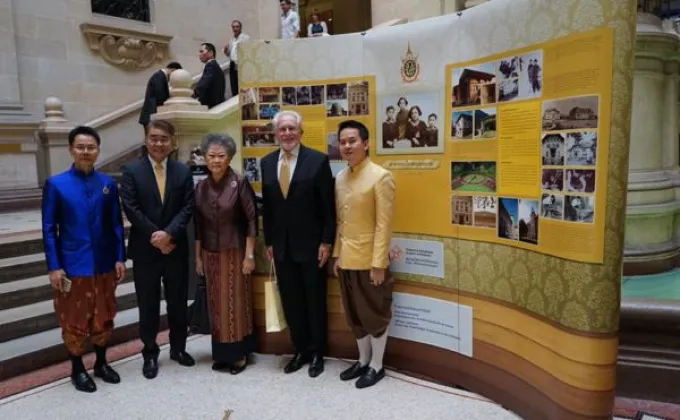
[239, 1, 636, 419]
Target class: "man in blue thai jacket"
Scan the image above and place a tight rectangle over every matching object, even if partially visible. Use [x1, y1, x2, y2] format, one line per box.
[41, 126, 127, 393]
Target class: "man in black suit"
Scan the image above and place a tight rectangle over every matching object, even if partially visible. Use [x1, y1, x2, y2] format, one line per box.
[260, 110, 336, 378]
[139, 62, 182, 133]
[119, 119, 196, 379]
[193, 43, 225, 108]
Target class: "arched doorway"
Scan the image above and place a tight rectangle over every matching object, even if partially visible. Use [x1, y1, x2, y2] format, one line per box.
[297, 0, 372, 37]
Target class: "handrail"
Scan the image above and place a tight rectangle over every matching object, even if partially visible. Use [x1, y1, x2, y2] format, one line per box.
[83, 61, 230, 129]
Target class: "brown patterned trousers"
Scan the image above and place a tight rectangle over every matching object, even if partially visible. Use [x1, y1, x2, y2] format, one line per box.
[53, 271, 118, 356]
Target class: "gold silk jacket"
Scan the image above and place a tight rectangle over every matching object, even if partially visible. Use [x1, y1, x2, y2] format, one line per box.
[332, 158, 396, 270]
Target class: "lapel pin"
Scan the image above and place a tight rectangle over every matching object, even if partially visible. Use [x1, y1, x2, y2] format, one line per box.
[231, 180, 238, 188]
[102, 186, 110, 195]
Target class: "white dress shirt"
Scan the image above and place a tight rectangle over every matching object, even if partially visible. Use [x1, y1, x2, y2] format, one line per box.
[280, 10, 300, 39]
[228, 32, 250, 64]
[277, 143, 300, 182]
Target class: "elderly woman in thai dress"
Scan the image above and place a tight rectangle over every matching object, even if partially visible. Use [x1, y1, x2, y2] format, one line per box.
[194, 133, 257, 374]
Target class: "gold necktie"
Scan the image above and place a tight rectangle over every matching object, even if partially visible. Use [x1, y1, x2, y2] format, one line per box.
[279, 152, 291, 198]
[154, 162, 166, 203]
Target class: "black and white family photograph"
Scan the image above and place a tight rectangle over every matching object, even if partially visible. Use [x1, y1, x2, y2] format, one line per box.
[518, 50, 543, 99]
[542, 168, 564, 191]
[379, 92, 442, 153]
[296, 86, 311, 106]
[243, 157, 262, 183]
[542, 133, 565, 166]
[566, 169, 596, 194]
[282, 87, 296, 105]
[564, 195, 595, 223]
[451, 62, 496, 108]
[541, 193, 564, 220]
[326, 83, 347, 100]
[497, 56, 519, 102]
[542, 95, 599, 131]
[311, 85, 325, 105]
[566, 131, 597, 166]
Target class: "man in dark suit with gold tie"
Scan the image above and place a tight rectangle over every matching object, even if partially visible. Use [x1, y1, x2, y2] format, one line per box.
[260, 110, 336, 378]
[139, 62, 182, 133]
[119, 119, 196, 379]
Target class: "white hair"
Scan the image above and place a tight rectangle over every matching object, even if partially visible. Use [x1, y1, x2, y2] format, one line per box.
[272, 110, 303, 130]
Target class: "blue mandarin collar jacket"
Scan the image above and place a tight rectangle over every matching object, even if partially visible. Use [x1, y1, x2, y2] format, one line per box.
[41, 165, 126, 277]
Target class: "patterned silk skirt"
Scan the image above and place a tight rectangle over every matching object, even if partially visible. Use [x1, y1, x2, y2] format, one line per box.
[203, 248, 256, 363]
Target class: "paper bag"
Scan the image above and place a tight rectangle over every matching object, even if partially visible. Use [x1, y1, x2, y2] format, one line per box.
[265, 262, 288, 333]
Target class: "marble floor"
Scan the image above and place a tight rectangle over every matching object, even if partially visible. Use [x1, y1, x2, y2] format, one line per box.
[0, 335, 520, 420]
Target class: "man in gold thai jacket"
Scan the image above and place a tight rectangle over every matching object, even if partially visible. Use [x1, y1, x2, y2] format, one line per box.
[332, 120, 396, 389]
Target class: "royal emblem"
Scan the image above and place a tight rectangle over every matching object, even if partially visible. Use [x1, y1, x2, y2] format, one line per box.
[400, 42, 420, 83]
[102, 186, 110, 195]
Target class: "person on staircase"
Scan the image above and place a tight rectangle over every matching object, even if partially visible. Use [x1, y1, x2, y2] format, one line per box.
[194, 42, 226, 108]
[119, 119, 196, 379]
[332, 120, 397, 389]
[138, 62, 183, 136]
[41, 125, 127, 393]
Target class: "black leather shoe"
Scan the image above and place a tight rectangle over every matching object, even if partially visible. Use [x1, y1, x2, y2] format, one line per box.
[308, 354, 324, 378]
[283, 353, 310, 374]
[355, 367, 386, 389]
[340, 362, 369, 381]
[170, 350, 196, 367]
[71, 371, 97, 393]
[230, 359, 247, 375]
[142, 358, 158, 379]
[93, 364, 121, 384]
[212, 362, 229, 371]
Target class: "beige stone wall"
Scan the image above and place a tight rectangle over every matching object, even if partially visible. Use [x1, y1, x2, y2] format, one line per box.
[7, 0, 262, 124]
[371, 0, 471, 25]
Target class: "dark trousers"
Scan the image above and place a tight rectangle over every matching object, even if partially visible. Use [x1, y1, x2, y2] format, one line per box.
[275, 249, 328, 355]
[133, 257, 189, 358]
[229, 61, 238, 98]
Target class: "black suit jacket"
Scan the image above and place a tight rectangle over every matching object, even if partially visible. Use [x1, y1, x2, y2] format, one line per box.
[139, 70, 169, 126]
[260, 145, 336, 262]
[119, 157, 195, 263]
[194, 60, 225, 108]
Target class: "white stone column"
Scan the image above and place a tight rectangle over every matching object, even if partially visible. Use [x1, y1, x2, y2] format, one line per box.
[36, 97, 74, 182]
[624, 13, 680, 274]
[0, 0, 21, 108]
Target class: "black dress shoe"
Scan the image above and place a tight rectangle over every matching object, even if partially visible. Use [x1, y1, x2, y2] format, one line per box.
[170, 350, 196, 367]
[212, 362, 230, 371]
[340, 362, 369, 381]
[71, 371, 97, 393]
[93, 364, 121, 384]
[230, 359, 247, 375]
[142, 358, 158, 379]
[355, 367, 386, 389]
[308, 354, 324, 378]
[283, 353, 310, 374]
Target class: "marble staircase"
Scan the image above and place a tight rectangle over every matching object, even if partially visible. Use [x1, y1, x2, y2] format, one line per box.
[0, 213, 169, 381]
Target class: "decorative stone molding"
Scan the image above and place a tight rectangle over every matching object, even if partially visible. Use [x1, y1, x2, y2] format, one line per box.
[80, 23, 173, 71]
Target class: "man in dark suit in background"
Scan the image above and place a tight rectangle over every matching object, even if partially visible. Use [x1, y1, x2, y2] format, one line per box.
[119, 119, 196, 379]
[139, 62, 182, 133]
[194, 43, 225, 108]
[260, 110, 336, 378]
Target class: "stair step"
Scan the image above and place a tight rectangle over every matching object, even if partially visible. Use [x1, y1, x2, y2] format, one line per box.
[0, 302, 183, 381]
[0, 239, 130, 285]
[0, 260, 135, 311]
[0, 224, 130, 260]
[0, 281, 138, 344]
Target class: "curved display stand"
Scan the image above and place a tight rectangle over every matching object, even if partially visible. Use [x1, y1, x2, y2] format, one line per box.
[236, 1, 636, 419]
